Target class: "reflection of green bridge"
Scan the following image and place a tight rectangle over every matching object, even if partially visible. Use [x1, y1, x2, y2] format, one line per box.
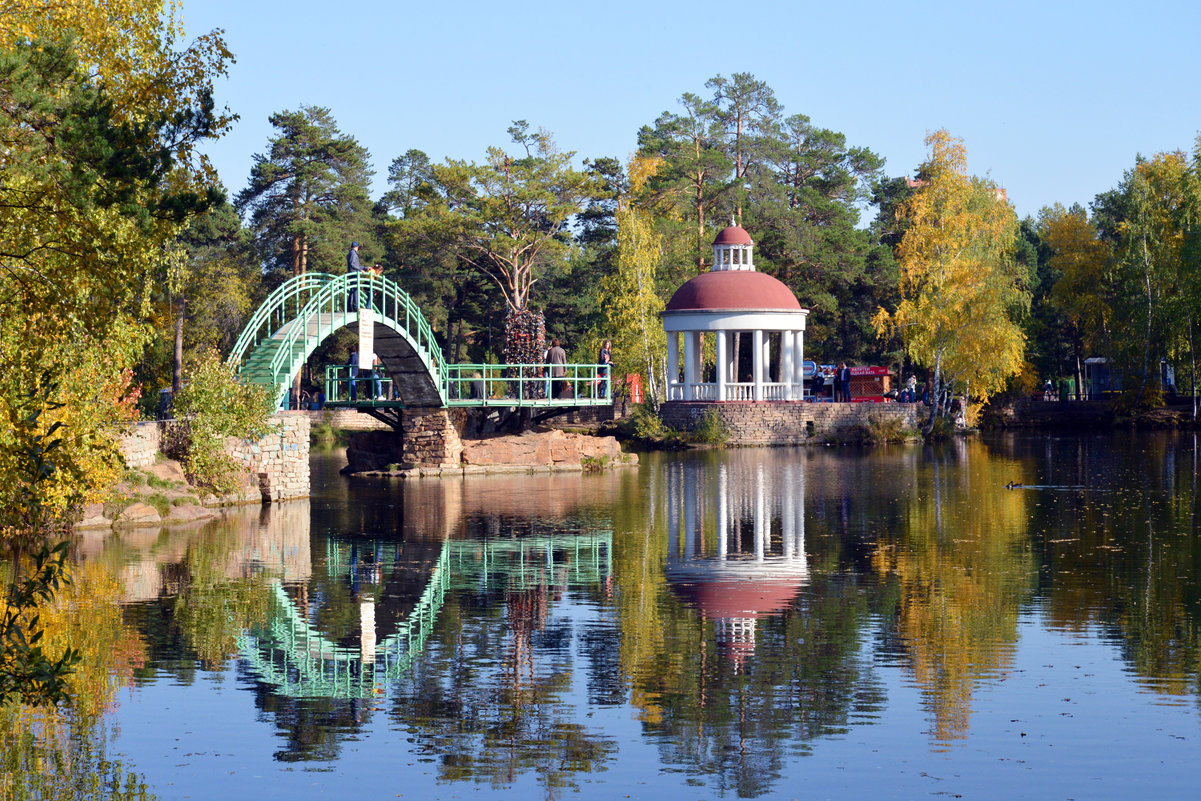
[237, 532, 612, 700]
[229, 272, 610, 411]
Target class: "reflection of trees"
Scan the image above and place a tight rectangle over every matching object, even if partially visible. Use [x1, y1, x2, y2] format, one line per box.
[998, 432, 1201, 698]
[393, 514, 618, 797]
[871, 440, 1035, 743]
[615, 453, 884, 797]
[2, 559, 154, 799]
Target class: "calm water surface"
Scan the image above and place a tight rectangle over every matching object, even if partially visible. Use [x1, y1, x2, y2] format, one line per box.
[71, 433, 1201, 799]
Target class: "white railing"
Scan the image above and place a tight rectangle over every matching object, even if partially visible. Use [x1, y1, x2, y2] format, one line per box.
[727, 383, 754, 400]
[668, 381, 803, 401]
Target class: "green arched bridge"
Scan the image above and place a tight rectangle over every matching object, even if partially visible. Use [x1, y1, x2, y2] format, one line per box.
[229, 272, 610, 409]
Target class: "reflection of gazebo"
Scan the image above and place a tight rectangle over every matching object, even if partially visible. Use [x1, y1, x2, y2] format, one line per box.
[663, 225, 810, 401]
[664, 457, 808, 666]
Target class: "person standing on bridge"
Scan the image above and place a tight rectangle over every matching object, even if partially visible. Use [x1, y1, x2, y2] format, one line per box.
[598, 339, 612, 400]
[346, 241, 366, 312]
[548, 337, 567, 398]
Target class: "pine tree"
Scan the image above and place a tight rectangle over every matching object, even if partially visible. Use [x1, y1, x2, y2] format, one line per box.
[236, 106, 376, 282]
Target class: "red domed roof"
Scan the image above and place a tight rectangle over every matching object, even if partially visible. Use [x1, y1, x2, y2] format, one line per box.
[713, 225, 753, 245]
[665, 270, 801, 312]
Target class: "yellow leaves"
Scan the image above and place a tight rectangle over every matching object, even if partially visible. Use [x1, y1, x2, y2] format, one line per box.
[885, 129, 1028, 399]
[626, 154, 663, 196]
[1040, 204, 1112, 346]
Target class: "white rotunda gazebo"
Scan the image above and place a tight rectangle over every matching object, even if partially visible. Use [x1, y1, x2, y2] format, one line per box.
[662, 224, 809, 402]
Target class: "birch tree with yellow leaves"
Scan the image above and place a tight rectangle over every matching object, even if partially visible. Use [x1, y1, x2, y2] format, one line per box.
[598, 155, 669, 404]
[873, 130, 1028, 431]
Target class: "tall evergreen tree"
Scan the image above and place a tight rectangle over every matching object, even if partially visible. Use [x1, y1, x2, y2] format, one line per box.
[236, 106, 376, 282]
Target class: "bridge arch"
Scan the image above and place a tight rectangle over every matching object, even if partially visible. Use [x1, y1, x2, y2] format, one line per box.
[230, 272, 447, 408]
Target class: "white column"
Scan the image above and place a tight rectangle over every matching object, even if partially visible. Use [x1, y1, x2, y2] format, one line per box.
[793, 330, 805, 388]
[683, 332, 697, 399]
[667, 463, 680, 558]
[782, 466, 795, 559]
[752, 329, 764, 401]
[683, 465, 697, 558]
[715, 331, 727, 401]
[754, 464, 766, 561]
[780, 330, 795, 400]
[667, 331, 679, 399]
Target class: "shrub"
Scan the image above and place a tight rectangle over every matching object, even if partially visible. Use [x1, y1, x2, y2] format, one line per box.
[170, 350, 276, 498]
[689, 408, 728, 445]
[627, 403, 666, 440]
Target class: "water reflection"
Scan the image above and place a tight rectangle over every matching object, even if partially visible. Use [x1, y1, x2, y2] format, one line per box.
[663, 454, 809, 663]
[62, 436, 1201, 799]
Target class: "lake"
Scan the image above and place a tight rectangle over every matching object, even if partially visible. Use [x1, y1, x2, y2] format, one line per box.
[40, 433, 1201, 799]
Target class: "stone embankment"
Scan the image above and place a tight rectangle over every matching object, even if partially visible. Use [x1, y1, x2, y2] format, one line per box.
[86, 413, 311, 530]
[659, 401, 919, 445]
[347, 425, 632, 477]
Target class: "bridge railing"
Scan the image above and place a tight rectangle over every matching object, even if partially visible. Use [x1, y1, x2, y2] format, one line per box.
[445, 363, 611, 406]
[228, 272, 337, 367]
[324, 364, 395, 402]
[266, 272, 448, 405]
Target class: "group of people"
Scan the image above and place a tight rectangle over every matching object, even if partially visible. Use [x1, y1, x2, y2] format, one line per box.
[811, 363, 854, 401]
[897, 375, 929, 404]
[347, 348, 387, 401]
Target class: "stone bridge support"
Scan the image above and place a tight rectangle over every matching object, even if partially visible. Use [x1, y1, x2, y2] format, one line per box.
[399, 408, 464, 466]
[344, 408, 465, 473]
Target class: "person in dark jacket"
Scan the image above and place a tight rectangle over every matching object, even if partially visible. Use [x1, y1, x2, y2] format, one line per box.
[837, 362, 852, 402]
[346, 241, 365, 311]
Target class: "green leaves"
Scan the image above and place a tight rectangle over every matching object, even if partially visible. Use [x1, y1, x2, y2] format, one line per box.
[398, 123, 608, 317]
[1, 541, 82, 707]
[236, 105, 376, 280]
[170, 350, 275, 497]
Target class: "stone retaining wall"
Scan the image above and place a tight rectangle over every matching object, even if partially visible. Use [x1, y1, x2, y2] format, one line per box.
[118, 413, 310, 503]
[224, 412, 311, 501]
[119, 421, 161, 468]
[660, 401, 919, 444]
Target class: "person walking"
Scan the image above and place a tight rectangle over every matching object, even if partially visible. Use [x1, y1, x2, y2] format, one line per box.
[547, 337, 567, 398]
[346, 241, 366, 311]
[372, 352, 383, 400]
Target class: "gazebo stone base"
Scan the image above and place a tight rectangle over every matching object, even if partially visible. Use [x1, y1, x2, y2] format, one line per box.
[660, 401, 920, 445]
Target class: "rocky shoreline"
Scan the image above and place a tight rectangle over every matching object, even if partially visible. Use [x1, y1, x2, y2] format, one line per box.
[345, 428, 636, 477]
[76, 458, 233, 530]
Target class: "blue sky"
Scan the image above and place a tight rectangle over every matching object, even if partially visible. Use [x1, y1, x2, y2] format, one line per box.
[185, 0, 1200, 221]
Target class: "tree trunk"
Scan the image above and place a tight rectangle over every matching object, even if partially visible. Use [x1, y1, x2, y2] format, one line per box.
[923, 351, 943, 436]
[172, 296, 185, 393]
